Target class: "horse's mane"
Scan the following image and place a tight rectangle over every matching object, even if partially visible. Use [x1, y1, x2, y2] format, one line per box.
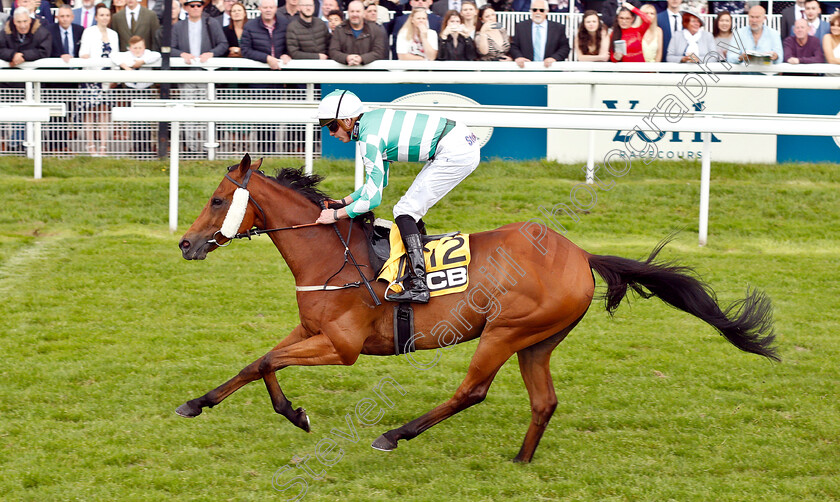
[238, 165, 376, 230]
[266, 167, 330, 206]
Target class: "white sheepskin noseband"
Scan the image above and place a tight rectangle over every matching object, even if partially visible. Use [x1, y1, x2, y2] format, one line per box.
[219, 188, 250, 238]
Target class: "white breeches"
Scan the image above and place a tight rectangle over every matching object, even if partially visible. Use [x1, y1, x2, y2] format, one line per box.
[392, 122, 480, 221]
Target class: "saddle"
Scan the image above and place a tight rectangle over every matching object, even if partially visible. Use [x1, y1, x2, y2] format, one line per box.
[364, 219, 459, 277]
[363, 219, 469, 356]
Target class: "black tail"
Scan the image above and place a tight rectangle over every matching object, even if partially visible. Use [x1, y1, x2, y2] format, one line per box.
[587, 237, 779, 361]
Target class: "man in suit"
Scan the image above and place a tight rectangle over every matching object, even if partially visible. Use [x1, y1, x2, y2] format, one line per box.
[48, 5, 83, 61]
[73, 0, 97, 29]
[510, 0, 569, 68]
[46, 6, 84, 151]
[388, 0, 440, 59]
[657, 0, 682, 58]
[171, 0, 229, 63]
[111, 0, 161, 51]
[171, 0, 228, 152]
[802, 0, 830, 39]
[780, 0, 805, 40]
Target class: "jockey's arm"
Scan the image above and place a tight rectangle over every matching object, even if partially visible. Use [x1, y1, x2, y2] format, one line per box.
[343, 145, 387, 218]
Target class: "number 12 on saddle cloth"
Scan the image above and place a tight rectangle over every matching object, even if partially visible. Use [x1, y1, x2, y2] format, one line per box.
[377, 226, 471, 298]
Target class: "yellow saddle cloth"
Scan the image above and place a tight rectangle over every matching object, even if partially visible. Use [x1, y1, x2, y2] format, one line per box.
[377, 226, 471, 298]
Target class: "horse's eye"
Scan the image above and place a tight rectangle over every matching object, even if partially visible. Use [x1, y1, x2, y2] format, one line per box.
[211, 198, 224, 206]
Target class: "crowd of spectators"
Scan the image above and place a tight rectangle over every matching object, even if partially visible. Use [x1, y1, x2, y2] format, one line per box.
[0, 1, 836, 125]
[2, 0, 838, 155]
[5, 0, 840, 68]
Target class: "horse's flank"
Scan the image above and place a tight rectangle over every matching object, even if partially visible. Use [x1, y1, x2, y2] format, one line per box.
[253, 165, 596, 357]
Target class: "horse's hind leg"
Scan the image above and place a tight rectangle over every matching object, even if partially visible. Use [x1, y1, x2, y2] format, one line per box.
[175, 325, 308, 419]
[512, 342, 559, 463]
[371, 335, 515, 452]
[513, 317, 584, 463]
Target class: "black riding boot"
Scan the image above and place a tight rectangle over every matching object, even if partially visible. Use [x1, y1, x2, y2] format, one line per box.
[388, 216, 431, 304]
[387, 233, 431, 303]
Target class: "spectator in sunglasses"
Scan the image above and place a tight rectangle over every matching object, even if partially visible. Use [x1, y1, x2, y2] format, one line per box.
[510, 0, 569, 67]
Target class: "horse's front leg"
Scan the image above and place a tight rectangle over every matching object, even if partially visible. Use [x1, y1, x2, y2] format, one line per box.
[175, 325, 309, 419]
[259, 332, 359, 431]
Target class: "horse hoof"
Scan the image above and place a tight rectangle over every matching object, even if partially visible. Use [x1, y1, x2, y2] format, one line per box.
[294, 407, 311, 433]
[175, 402, 202, 418]
[371, 434, 397, 452]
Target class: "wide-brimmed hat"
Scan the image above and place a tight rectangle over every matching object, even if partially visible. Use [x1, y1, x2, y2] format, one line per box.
[679, 7, 704, 24]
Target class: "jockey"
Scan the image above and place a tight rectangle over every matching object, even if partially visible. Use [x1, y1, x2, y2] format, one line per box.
[314, 89, 481, 304]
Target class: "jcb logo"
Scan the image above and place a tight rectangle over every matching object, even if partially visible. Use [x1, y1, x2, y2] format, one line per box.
[427, 267, 468, 291]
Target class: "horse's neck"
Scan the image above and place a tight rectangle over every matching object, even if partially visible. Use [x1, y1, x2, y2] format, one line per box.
[255, 183, 359, 287]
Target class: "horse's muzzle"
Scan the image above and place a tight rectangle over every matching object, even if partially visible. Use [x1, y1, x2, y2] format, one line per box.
[179, 236, 211, 260]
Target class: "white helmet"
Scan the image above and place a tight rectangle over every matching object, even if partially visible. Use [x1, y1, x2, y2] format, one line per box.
[316, 90, 365, 127]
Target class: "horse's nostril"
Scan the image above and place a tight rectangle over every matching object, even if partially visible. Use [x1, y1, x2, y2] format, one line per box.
[180, 239, 191, 251]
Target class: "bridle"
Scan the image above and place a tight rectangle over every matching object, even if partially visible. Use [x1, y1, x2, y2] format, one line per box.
[206, 168, 319, 248]
[206, 168, 381, 306]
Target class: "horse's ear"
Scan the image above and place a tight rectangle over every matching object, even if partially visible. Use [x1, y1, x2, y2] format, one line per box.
[252, 157, 264, 170]
[238, 153, 251, 174]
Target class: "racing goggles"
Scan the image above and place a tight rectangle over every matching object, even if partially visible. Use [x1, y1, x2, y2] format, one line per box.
[319, 119, 340, 133]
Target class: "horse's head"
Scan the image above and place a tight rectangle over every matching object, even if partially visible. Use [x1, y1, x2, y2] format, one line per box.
[179, 153, 264, 260]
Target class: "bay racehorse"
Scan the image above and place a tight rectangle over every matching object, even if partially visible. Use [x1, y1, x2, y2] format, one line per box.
[176, 154, 778, 463]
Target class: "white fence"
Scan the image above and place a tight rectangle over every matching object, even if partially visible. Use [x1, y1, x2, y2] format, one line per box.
[3, 58, 839, 244]
[0, 7, 824, 159]
[107, 96, 840, 246]
[0, 79, 317, 160]
[1, 59, 837, 161]
[0, 102, 63, 178]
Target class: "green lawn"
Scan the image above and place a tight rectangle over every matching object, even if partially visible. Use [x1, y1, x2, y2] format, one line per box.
[1, 156, 839, 501]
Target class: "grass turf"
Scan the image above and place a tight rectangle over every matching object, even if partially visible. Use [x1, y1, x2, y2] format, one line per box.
[1, 156, 839, 501]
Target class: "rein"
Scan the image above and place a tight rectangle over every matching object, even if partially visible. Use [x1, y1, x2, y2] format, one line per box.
[319, 200, 382, 306]
[209, 170, 382, 306]
[231, 222, 320, 241]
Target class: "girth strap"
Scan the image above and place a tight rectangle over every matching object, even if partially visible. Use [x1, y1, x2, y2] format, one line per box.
[393, 303, 416, 355]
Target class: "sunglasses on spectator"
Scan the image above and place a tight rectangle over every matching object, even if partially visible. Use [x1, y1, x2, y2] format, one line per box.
[531, 7, 546, 12]
[186, 3, 203, 7]
[319, 119, 341, 133]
